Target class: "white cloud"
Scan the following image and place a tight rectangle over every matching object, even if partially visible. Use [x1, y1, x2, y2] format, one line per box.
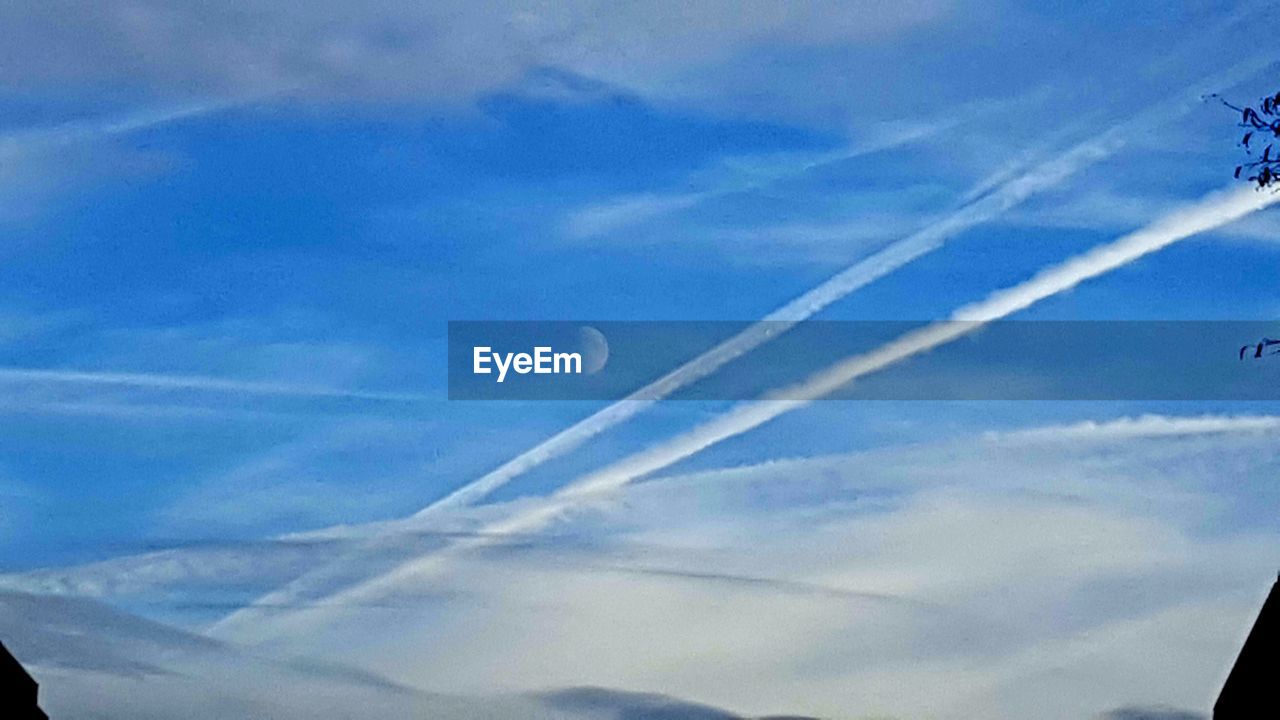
[0, 1, 950, 104]
[213, 414, 1279, 718]
[0, 590, 566, 720]
[0, 366, 430, 402]
[559, 94, 1015, 241]
[5, 411, 1277, 717]
[988, 414, 1280, 443]
[290, 183, 1278, 625]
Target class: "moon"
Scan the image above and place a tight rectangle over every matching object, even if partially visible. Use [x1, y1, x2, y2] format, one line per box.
[577, 325, 609, 374]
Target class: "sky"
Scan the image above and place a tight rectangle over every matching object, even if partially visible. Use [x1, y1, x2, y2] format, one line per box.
[1, 2, 1279, 719]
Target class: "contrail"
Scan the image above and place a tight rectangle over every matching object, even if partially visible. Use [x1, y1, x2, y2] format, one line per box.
[543, 185, 1280, 501]
[210, 106, 1131, 630]
[991, 413, 1280, 443]
[0, 367, 431, 403]
[0, 100, 243, 160]
[413, 67, 1229, 518]
[563, 95, 1009, 239]
[417, 53, 1275, 517]
[424, 125, 1124, 515]
[18, 413, 1275, 606]
[214, 57, 1273, 629]
[215, 183, 1280, 641]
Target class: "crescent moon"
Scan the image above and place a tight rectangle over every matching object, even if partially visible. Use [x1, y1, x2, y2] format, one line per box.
[577, 326, 609, 374]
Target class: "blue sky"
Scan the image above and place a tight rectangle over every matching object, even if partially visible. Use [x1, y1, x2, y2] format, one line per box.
[1, 2, 1280, 718]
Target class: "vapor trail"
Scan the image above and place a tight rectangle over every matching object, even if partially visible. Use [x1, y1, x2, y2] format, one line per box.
[217, 183, 1280, 641]
[213, 57, 1271, 631]
[413, 57, 1247, 518]
[422, 123, 1126, 517]
[0, 100, 242, 160]
[418, 52, 1276, 518]
[563, 95, 1010, 239]
[210, 107, 1130, 632]
[0, 367, 431, 403]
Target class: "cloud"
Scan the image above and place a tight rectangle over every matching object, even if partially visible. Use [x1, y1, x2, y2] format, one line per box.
[6, 411, 1278, 716]
[0, 314, 437, 421]
[0, 589, 225, 677]
[1, 588, 822, 719]
[286, 184, 1278, 628]
[539, 184, 1279, 496]
[0, 2, 949, 103]
[0, 101, 234, 161]
[542, 686, 743, 720]
[0, 99, 249, 222]
[10, 412, 1274, 607]
[560, 93, 1019, 241]
[543, 686, 825, 720]
[988, 414, 1280, 443]
[408, 98, 1136, 514]
[206, 420, 1277, 717]
[1102, 707, 1206, 720]
[0, 367, 431, 403]
[157, 419, 447, 535]
[387, 51, 1270, 532]
[0, 474, 40, 541]
[0, 589, 565, 719]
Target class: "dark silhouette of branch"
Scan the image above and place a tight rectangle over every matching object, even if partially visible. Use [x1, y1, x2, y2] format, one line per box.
[1211, 90, 1280, 189]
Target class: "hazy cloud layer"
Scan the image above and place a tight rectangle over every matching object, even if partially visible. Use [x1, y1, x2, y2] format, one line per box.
[6, 413, 1275, 718]
[1, 589, 808, 720]
[2, 5, 1277, 718]
[0, 1, 947, 103]
[1102, 707, 1206, 720]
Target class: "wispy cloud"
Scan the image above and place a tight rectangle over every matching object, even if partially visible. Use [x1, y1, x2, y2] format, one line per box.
[1103, 706, 1206, 720]
[0, 2, 949, 104]
[562, 94, 1017, 240]
[0, 367, 430, 403]
[0, 98, 261, 222]
[196, 414, 1278, 717]
[0, 101, 237, 161]
[546, 185, 1280, 499]
[9, 407, 1277, 716]
[252, 183, 1278, 638]
[988, 414, 1280, 444]
[424, 118, 1123, 511]
[0, 589, 570, 719]
[221, 105, 1136, 623]
[9, 412, 1277, 605]
[410, 55, 1272, 520]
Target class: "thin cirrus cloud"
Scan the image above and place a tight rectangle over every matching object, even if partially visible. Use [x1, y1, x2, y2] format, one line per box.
[193, 409, 1279, 718]
[0, 100, 236, 160]
[211, 182, 1280, 641]
[0, 1, 949, 102]
[2, 411, 1274, 604]
[3, 409, 1274, 715]
[560, 92, 1023, 240]
[0, 99, 245, 220]
[0, 367, 431, 403]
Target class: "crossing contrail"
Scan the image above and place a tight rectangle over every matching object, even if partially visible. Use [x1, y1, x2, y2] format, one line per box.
[208, 109, 1134, 633]
[418, 51, 1278, 518]
[422, 123, 1126, 516]
[212, 55, 1275, 632]
[411, 64, 1235, 519]
[213, 182, 1280, 641]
